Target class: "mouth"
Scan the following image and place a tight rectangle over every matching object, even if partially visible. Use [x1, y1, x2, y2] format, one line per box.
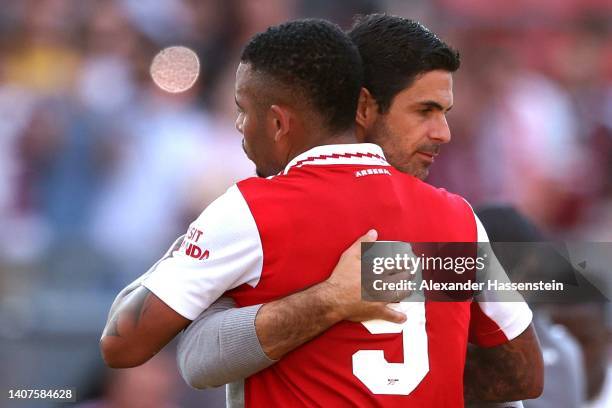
[416, 151, 438, 163]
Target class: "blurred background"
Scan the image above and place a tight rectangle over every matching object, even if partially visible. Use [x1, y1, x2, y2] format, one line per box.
[0, 0, 610, 407]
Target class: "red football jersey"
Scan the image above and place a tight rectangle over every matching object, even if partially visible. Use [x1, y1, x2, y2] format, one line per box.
[144, 143, 532, 407]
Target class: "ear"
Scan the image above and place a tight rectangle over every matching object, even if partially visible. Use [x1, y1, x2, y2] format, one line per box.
[268, 105, 290, 143]
[355, 87, 379, 141]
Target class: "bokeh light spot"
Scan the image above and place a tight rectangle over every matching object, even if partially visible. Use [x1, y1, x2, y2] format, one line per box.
[150, 46, 200, 93]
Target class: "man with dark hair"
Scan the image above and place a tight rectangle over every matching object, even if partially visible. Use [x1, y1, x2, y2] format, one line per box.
[350, 14, 460, 113]
[349, 14, 459, 179]
[100, 16, 535, 407]
[175, 14, 542, 408]
[237, 19, 363, 177]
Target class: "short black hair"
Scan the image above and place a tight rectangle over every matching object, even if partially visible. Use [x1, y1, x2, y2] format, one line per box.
[349, 14, 460, 113]
[241, 19, 362, 133]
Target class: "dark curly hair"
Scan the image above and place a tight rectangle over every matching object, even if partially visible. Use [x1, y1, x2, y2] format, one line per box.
[241, 19, 363, 133]
[348, 14, 460, 113]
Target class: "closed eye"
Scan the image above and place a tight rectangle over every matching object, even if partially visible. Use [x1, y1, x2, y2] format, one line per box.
[418, 101, 453, 115]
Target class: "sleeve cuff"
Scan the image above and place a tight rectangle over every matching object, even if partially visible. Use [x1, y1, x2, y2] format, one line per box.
[220, 304, 278, 373]
[142, 277, 200, 320]
[472, 302, 533, 348]
[499, 304, 533, 341]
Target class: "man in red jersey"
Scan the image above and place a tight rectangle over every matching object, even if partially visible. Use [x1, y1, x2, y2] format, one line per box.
[178, 14, 542, 406]
[174, 14, 542, 407]
[101, 18, 542, 407]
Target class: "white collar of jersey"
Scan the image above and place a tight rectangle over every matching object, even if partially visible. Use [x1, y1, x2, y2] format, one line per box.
[282, 143, 388, 174]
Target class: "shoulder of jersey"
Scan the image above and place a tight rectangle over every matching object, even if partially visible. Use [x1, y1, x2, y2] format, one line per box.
[394, 171, 473, 218]
[396, 170, 467, 203]
[238, 169, 468, 210]
[236, 169, 313, 191]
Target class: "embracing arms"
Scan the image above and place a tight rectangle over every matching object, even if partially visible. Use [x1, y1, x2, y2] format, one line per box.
[101, 229, 403, 370]
[177, 230, 543, 403]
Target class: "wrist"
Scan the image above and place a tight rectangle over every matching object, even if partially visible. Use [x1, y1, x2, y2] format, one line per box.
[312, 280, 348, 323]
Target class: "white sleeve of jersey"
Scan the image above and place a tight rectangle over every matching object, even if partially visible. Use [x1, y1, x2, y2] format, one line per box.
[472, 214, 533, 343]
[142, 184, 263, 320]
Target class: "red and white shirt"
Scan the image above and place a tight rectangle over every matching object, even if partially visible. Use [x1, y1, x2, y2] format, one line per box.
[143, 143, 532, 407]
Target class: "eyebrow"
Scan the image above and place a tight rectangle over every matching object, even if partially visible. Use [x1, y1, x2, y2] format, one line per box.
[419, 100, 453, 112]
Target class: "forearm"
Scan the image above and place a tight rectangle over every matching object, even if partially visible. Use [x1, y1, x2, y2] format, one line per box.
[464, 324, 543, 402]
[256, 281, 345, 360]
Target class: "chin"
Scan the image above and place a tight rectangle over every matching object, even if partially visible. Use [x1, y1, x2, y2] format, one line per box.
[255, 166, 279, 178]
[404, 166, 428, 180]
[415, 168, 429, 180]
[392, 162, 428, 180]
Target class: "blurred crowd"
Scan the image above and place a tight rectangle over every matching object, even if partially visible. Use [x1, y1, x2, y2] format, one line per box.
[0, 0, 610, 407]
